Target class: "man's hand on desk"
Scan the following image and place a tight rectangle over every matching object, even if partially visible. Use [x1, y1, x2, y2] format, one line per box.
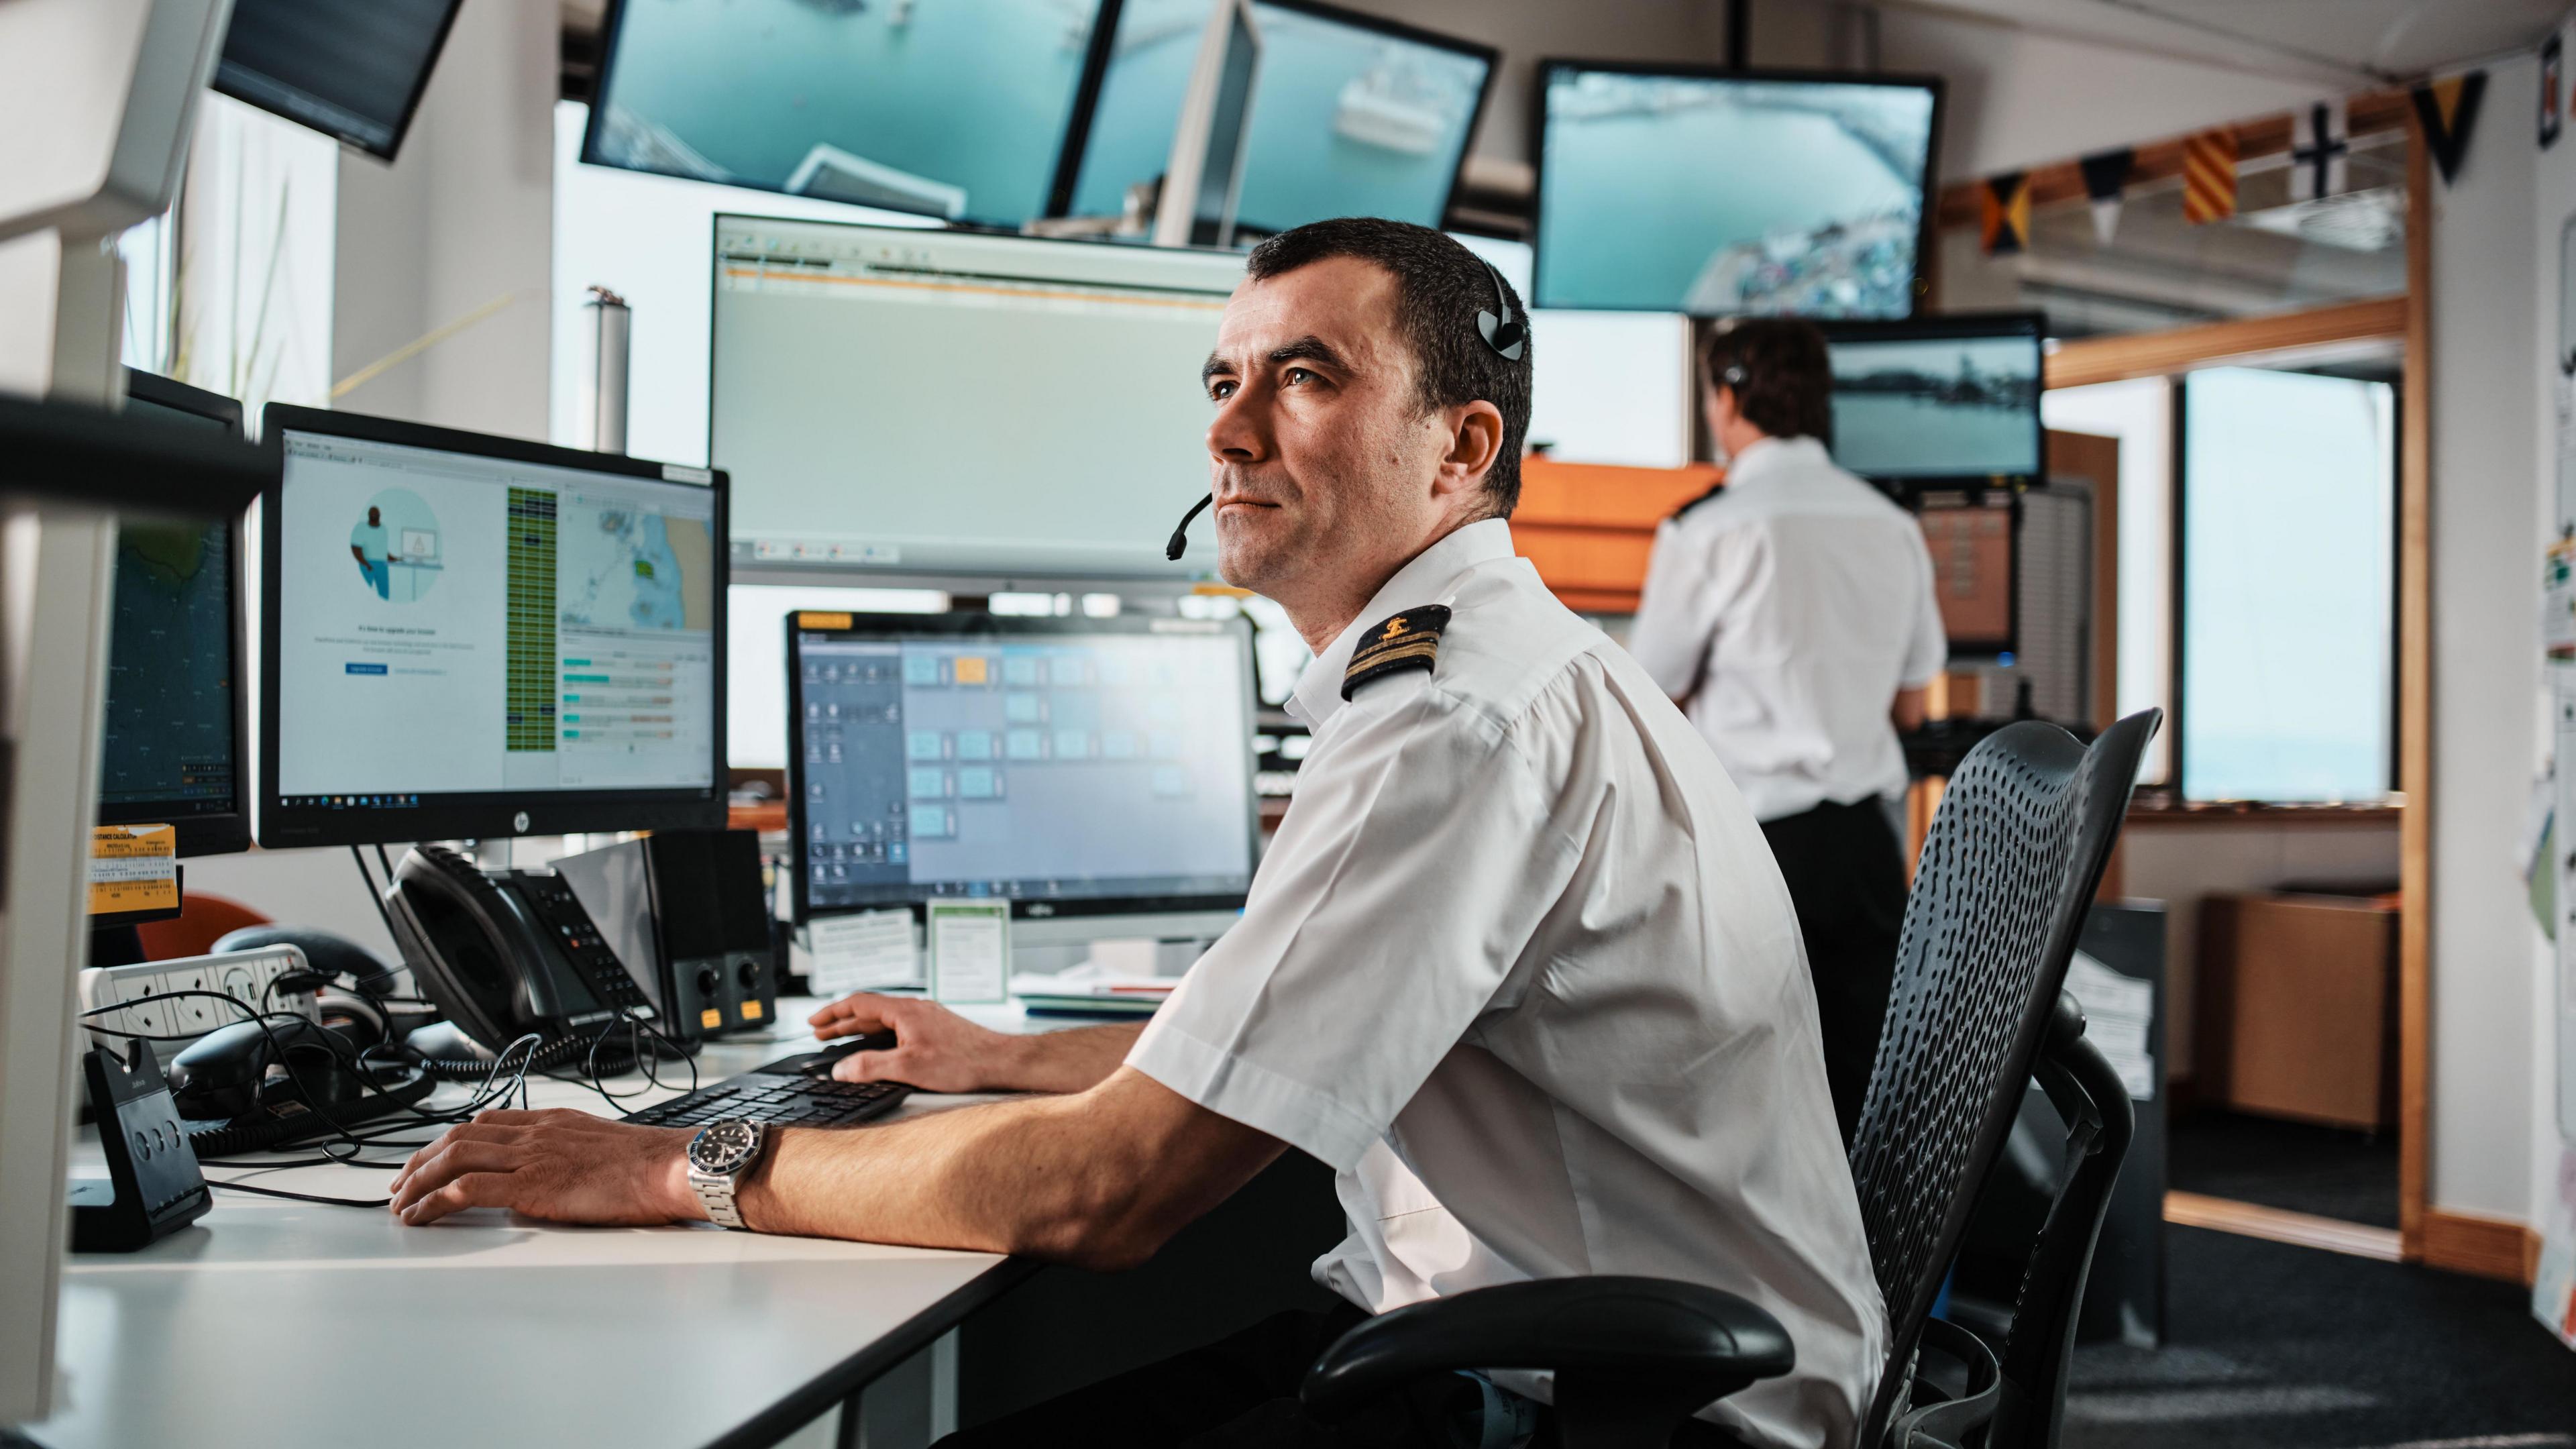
[386, 1109, 700, 1228]
[809, 992, 1144, 1095]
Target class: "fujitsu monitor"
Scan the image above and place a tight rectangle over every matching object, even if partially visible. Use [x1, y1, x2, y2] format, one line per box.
[788, 610, 1258, 947]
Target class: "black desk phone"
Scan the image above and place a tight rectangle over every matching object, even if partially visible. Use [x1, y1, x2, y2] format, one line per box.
[385, 845, 659, 1051]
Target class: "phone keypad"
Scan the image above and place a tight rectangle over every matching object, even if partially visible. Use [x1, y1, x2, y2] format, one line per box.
[513, 873, 657, 1020]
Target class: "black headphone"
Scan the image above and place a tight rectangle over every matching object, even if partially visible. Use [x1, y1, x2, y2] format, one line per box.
[1475, 260, 1525, 362]
[1167, 259, 1529, 561]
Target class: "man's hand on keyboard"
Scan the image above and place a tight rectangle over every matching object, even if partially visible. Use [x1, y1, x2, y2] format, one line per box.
[808, 994, 1014, 1093]
[388, 1108, 698, 1227]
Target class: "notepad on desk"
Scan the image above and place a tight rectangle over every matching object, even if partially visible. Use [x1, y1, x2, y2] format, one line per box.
[1009, 969, 1175, 1018]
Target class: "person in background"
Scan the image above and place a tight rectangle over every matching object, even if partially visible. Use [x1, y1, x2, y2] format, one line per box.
[1625, 317, 1947, 1144]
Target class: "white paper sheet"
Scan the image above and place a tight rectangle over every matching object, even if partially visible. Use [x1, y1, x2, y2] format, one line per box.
[806, 908, 918, 996]
[2064, 950, 2157, 1100]
[928, 901, 1010, 1004]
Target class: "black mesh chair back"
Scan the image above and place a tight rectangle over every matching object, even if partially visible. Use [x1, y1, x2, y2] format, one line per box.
[1847, 710, 2159, 1442]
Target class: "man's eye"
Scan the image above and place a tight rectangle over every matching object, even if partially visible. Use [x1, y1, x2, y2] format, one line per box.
[1209, 379, 1236, 401]
[1284, 368, 1316, 386]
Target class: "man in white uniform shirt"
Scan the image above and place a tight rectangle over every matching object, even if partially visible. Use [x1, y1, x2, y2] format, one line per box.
[1627, 319, 1948, 1145]
[390, 221, 1884, 1449]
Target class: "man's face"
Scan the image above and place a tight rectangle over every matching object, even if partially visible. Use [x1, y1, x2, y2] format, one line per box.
[1200, 258, 1457, 607]
[368, 508, 381, 526]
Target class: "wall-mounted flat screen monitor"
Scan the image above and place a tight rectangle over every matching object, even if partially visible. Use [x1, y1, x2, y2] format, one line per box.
[584, 0, 1104, 228]
[259, 406, 727, 847]
[213, 0, 464, 160]
[711, 214, 1245, 579]
[1534, 62, 1941, 318]
[1065, 0, 1495, 235]
[102, 372, 252, 859]
[1819, 313, 2045, 484]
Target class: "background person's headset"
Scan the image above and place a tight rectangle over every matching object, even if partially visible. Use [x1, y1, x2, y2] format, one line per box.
[1167, 260, 1527, 561]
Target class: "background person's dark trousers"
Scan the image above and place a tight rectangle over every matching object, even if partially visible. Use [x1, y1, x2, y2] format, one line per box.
[1760, 796, 1908, 1145]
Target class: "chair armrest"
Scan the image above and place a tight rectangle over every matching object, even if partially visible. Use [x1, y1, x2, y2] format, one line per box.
[1301, 1276, 1793, 1422]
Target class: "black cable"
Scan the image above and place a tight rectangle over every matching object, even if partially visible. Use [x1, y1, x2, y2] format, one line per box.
[207, 1179, 391, 1209]
[349, 845, 404, 951]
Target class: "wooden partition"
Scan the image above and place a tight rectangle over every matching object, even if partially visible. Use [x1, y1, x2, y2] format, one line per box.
[1511, 456, 1722, 613]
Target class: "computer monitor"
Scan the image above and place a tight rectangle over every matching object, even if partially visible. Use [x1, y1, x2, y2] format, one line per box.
[711, 215, 1246, 580]
[1819, 313, 2046, 485]
[1534, 62, 1942, 317]
[212, 0, 464, 160]
[787, 610, 1258, 945]
[1917, 491, 2017, 658]
[257, 406, 728, 847]
[583, 0, 1104, 227]
[101, 371, 251, 858]
[1065, 0, 1495, 237]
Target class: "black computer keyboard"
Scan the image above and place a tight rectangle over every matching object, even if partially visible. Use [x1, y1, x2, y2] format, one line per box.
[631, 1034, 911, 1130]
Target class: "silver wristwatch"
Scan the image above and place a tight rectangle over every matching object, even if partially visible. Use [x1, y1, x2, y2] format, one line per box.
[686, 1120, 769, 1230]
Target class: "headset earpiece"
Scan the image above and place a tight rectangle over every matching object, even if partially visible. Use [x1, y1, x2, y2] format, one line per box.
[1475, 261, 1525, 362]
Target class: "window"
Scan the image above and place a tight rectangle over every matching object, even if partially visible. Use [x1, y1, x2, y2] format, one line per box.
[2178, 366, 2396, 802]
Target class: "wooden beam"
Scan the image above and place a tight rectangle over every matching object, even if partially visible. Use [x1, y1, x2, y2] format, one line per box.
[2164, 1190, 2404, 1262]
[2420, 1208, 2537, 1285]
[2397, 120, 2433, 1261]
[2046, 297, 2408, 390]
[1935, 88, 2415, 229]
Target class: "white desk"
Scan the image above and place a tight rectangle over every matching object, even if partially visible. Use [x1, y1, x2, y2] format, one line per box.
[25, 1003, 1057, 1449]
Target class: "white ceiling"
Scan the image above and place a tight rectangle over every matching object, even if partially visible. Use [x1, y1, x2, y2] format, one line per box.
[1884, 0, 2565, 86]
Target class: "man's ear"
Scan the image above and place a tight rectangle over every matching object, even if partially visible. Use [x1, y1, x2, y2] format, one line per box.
[1436, 402, 1506, 501]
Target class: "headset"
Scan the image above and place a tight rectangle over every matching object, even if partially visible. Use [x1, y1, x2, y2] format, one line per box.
[1167, 260, 1528, 562]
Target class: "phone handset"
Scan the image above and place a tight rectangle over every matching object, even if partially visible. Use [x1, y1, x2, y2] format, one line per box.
[385, 845, 647, 1052]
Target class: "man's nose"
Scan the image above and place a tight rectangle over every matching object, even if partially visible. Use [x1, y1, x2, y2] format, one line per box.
[1206, 386, 1268, 464]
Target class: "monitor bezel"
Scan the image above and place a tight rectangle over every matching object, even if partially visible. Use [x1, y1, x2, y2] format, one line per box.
[1049, 0, 1501, 235]
[101, 371, 254, 859]
[256, 404, 730, 849]
[786, 609, 1262, 927]
[581, 0, 1106, 230]
[1529, 58, 1947, 319]
[211, 0, 466, 162]
[1813, 309, 2049, 488]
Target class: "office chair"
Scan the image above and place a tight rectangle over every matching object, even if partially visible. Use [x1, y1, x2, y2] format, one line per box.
[1301, 710, 2161, 1449]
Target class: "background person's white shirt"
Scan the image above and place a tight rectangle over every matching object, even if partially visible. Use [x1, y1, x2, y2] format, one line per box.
[1625, 435, 1947, 822]
[1127, 519, 1886, 1449]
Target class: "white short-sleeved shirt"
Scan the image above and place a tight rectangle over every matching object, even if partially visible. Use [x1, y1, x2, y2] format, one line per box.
[1624, 436, 1946, 822]
[1126, 519, 1886, 1449]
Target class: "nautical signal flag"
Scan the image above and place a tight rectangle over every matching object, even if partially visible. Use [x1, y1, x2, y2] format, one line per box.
[2289, 100, 2349, 202]
[1982, 172, 2031, 256]
[2410, 70, 2487, 184]
[2079, 147, 2134, 244]
[2182, 128, 2238, 225]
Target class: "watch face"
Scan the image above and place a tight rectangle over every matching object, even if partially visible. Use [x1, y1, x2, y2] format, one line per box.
[689, 1121, 760, 1175]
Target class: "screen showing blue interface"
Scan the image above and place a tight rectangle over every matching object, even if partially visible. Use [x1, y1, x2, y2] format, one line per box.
[1070, 0, 1489, 233]
[796, 627, 1254, 913]
[1829, 333, 2041, 479]
[100, 398, 235, 818]
[588, 0, 1099, 227]
[1537, 70, 1936, 317]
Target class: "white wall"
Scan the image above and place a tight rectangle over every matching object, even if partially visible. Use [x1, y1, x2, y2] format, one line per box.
[1876, 6, 2331, 180]
[333, 0, 555, 437]
[2426, 54, 2548, 1225]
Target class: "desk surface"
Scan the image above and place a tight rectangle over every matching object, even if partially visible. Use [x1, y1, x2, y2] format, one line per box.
[28, 1002, 1053, 1449]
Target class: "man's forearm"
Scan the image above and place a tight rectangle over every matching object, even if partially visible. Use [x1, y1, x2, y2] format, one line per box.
[991, 1022, 1144, 1093]
[738, 1067, 1280, 1269]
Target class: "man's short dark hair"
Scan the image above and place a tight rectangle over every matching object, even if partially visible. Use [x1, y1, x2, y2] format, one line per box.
[1243, 218, 1533, 517]
[1701, 318, 1833, 446]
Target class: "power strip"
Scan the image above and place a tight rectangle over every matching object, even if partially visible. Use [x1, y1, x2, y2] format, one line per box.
[77, 947, 320, 1055]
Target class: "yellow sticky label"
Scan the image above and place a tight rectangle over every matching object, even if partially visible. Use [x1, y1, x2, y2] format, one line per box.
[797, 611, 853, 630]
[952, 656, 988, 685]
[89, 825, 177, 915]
[700, 1008, 722, 1030]
[741, 1000, 763, 1020]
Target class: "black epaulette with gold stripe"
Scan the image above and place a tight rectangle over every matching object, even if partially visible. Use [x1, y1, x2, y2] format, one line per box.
[1342, 605, 1450, 700]
[1671, 480, 1726, 520]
